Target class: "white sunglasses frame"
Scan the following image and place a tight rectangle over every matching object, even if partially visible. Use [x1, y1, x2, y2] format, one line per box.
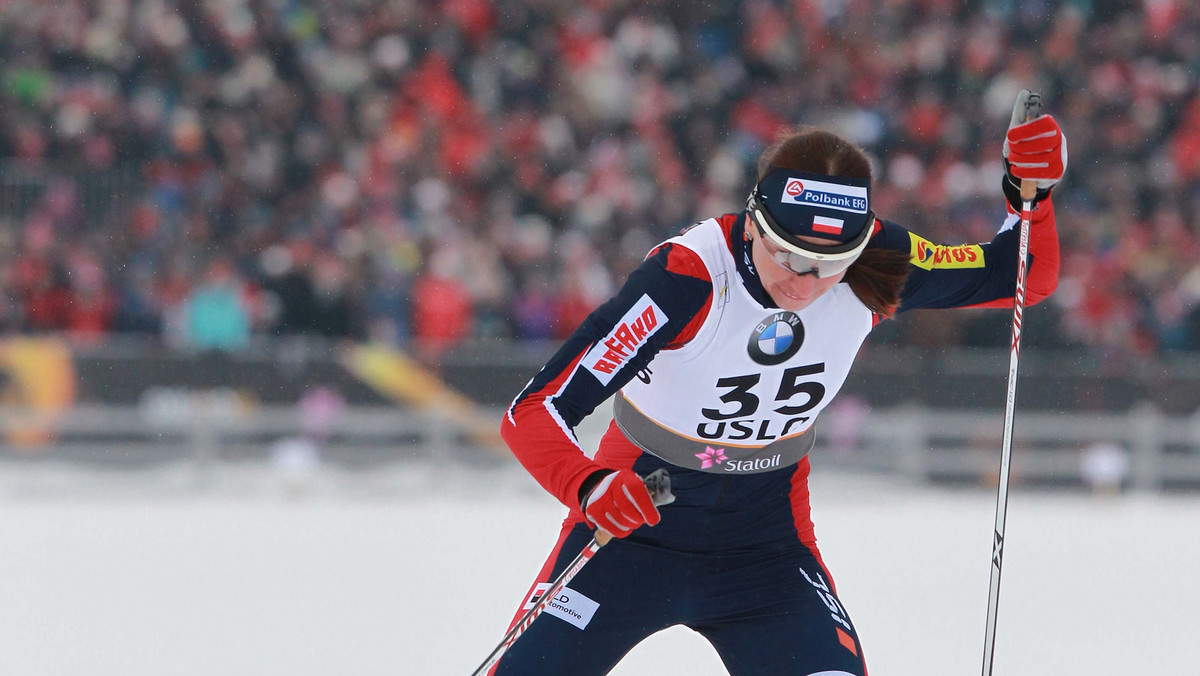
[748, 200, 873, 278]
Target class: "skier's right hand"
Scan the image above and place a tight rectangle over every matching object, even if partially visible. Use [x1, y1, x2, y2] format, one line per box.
[581, 469, 661, 538]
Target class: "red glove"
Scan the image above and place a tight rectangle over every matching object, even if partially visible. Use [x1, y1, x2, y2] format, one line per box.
[581, 470, 661, 538]
[1004, 114, 1068, 189]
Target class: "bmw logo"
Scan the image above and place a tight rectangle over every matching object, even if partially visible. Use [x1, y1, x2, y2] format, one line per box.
[747, 312, 804, 365]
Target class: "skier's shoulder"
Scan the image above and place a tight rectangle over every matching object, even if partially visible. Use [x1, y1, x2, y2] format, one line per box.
[865, 217, 915, 255]
[643, 215, 741, 284]
[659, 213, 745, 272]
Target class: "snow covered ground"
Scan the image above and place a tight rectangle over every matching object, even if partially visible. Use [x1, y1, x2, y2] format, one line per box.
[1, 461, 1197, 676]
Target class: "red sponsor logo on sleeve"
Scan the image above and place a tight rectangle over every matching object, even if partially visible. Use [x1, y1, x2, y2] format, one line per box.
[585, 296, 666, 385]
[909, 234, 985, 270]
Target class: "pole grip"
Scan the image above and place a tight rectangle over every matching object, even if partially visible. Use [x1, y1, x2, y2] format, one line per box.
[643, 468, 676, 507]
[1019, 178, 1038, 202]
[1014, 91, 1043, 202]
[594, 469, 675, 546]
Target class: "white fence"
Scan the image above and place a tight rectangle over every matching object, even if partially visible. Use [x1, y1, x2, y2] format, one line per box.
[1, 403, 1198, 491]
[830, 403, 1200, 490]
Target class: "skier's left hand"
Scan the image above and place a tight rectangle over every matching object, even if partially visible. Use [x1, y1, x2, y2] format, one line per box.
[1005, 114, 1067, 188]
[1002, 113, 1067, 210]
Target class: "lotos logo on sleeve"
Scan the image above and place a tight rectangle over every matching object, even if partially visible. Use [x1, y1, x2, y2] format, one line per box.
[908, 233, 985, 271]
[584, 295, 667, 386]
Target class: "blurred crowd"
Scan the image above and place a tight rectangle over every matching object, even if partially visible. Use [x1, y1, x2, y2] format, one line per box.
[1, 0, 1199, 359]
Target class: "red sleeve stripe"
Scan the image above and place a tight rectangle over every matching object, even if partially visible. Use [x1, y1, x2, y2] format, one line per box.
[540, 362, 587, 450]
[664, 240, 713, 349]
[507, 348, 588, 450]
[502, 346, 607, 507]
[507, 347, 587, 416]
[640, 240, 713, 350]
[961, 201, 1059, 309]
[667, 291, 712, 349]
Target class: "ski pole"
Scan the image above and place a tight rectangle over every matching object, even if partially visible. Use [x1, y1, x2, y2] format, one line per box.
[981, 89, 1043, 676]
[470, 468, 675, 676]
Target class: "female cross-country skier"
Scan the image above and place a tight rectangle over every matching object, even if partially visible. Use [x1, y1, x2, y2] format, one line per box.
[493, 103, 1067, 674]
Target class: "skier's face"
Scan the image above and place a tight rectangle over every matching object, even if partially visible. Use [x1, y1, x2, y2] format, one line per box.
[749, 228, 847, 312]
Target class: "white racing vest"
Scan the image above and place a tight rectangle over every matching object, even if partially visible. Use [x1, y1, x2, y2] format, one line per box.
[615, 218, 874, 474]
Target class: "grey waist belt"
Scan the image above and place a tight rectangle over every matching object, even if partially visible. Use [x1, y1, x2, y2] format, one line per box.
[612, 395, 815, 474]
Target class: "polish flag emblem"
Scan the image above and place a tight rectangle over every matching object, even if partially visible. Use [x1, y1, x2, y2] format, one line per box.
[812, 215, 844, 235]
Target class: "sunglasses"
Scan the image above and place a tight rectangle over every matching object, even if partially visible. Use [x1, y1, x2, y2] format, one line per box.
[747, 191, 873, 279]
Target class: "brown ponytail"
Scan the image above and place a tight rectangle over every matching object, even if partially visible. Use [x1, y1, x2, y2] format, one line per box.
[758, 128, 911, 316]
